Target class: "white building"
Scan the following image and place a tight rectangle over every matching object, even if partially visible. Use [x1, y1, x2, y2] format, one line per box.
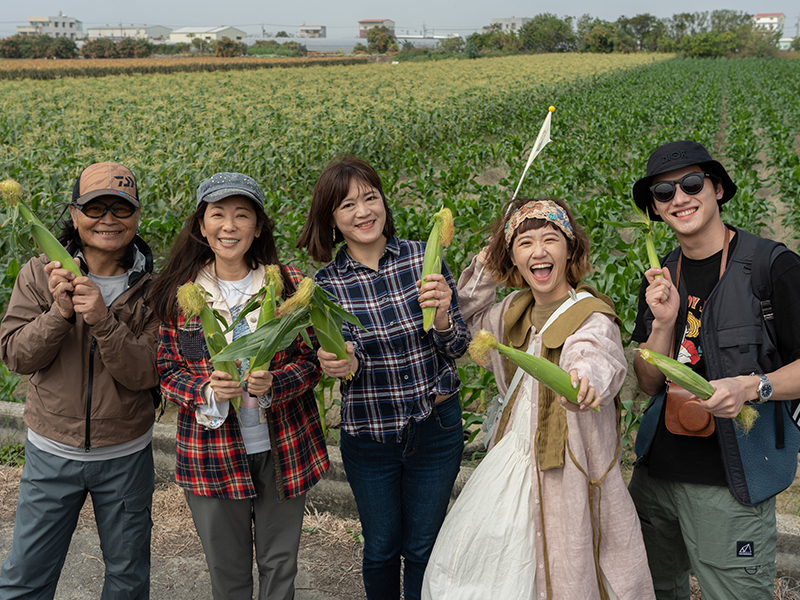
[358, 19, 395, 39]
[87, 25, 171, 42]
[298, 25, 326, 38]
[753, 13, 786, 33]
[17, 12, 83, 39]
[777, 37, 795, 50]
[489, 17, 532, 33]
[169, 26, 246, 43]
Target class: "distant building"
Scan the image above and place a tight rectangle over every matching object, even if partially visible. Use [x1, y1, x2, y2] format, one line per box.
[87, 25, 171, 42]
[777, 37, 795, 50]
[17, 12, 83, 39]
[298, 25, 326, 38]
[169, 26, 246, 43]
[488, 17, 532, 33]
[358, 19, 395, 38]
[753, 13, 786, 33]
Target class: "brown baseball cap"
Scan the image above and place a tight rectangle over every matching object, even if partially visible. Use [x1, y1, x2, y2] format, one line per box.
[72, 162, 140, 207]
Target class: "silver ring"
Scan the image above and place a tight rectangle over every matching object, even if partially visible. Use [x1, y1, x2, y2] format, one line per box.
[437, 299, 441, 307]
[440, 290, 444, 298]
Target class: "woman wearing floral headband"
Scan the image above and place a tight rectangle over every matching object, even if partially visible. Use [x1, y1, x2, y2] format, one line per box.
[423, 198, 654, 600]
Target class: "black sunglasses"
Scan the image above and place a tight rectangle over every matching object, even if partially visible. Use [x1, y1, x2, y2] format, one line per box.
[650, 172, 713, 203]
[73, 200, 137, 219]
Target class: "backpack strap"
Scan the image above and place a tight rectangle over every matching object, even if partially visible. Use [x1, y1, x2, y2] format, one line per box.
[750, 237, 792, 448]
[750, 237, 789, 347]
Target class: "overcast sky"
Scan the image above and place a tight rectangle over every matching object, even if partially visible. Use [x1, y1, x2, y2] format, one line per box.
[1, 1, 797, 39]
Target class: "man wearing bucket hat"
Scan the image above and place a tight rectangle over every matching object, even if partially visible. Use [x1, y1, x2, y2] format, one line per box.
[0, 161, 158, 598]
[627, 141, 800, 599]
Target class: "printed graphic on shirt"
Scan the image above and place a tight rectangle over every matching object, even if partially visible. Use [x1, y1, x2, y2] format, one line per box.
[678, 295, 704, 371]
[737, 541, 755, 558]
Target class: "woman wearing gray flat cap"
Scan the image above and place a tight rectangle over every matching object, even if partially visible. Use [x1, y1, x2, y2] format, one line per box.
[150, 172, 329, 600]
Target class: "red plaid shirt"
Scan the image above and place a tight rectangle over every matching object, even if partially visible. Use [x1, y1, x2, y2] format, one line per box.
[157, 264, 329, 500]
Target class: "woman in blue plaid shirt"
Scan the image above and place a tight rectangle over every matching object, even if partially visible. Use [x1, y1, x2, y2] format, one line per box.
[297, 155, 470, 600]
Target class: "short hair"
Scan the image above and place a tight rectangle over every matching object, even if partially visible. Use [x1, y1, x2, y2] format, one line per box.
[296, 155, 395, 263]
[483, 197, 591, 289]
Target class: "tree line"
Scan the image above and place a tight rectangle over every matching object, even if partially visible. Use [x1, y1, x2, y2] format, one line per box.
[0, 35, 250, 59]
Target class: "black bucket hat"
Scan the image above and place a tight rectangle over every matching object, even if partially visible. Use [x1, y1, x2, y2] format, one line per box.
[632, 140, 737, 221]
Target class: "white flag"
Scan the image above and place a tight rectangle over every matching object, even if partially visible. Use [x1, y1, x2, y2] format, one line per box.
[510, 107, 554, 203]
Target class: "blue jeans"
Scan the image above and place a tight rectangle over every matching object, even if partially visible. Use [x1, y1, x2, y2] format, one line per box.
[340, 393, 463, 600]
[0, 440, 154, 600]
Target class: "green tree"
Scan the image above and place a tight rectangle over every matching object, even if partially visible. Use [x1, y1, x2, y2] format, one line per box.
[437, 36, 465, 53]
[0, 36, 22, 58]
[367, 26, 396, 53]
[275, 31, 289, 38]
[353, 42, 368, 53]
[81, 38, 118, 59]
[117, 38, 138, 58]
[792, 37, 800, 51]
[518, 13, 576, 52]
[50, 37, 77, 59]
[30, 35, 55, 58]
[215, 36, 243, 57]
[709, 10, 752, 33]
[133, 39, 154, 58]
[465, 35, 480, 58]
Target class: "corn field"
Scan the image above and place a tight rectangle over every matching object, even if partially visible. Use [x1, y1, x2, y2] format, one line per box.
[1, 53, 799, 344]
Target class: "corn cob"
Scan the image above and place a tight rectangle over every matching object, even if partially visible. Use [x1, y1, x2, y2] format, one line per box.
[249, 265, 284, 373]
[469, 329, 600, 410]
[637, 348, 758, 432]
[1, 178, 81, 277]
[279, 278, 367, 377]
[177, 282, 243, 409]
[420, 207, 454, 332]
[216, 278, 368, 382]
[630, 199, 662, 278]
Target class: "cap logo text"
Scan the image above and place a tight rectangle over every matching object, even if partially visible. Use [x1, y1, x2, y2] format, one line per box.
[661, 150, 687, 164]
[114, 176, 135, 188]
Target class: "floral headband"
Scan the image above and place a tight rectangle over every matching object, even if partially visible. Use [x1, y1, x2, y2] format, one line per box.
[504, 200, 575, 246]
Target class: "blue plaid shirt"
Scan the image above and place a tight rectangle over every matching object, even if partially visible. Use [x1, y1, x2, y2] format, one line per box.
[314, 236, 470, 443]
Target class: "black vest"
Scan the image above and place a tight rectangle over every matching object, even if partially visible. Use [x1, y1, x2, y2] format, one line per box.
[637, 228, 800, 506]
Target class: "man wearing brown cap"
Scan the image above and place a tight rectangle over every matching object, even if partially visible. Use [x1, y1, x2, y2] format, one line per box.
[626, 141, 800, 600]
[0, 162, 157, 599]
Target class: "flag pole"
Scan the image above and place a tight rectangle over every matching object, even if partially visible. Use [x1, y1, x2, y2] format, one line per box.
[469, 105, 555, 297]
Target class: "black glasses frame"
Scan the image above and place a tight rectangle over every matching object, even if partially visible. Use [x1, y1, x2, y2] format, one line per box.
[649, 172, 713, 203]
[73, 200, 137, 219]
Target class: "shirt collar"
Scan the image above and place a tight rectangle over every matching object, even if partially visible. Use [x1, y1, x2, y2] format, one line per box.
[333, 236, 400, 274]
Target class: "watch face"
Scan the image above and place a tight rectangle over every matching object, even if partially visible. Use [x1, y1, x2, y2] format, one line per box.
[759, 376, 773, 400]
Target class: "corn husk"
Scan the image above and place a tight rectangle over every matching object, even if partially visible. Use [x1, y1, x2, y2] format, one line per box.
[177, 282, 242, 409]
[217, 278, 367, 381]
[420, 207, 454, 332]
[249, 265, 284, 372]
[637, 348, 758, 433]
[1, 178, 81, 277]
[469, 329, 599, 410]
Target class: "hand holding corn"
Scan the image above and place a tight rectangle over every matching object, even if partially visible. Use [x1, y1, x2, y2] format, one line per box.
[418, 273, 452, 332]
[558, 369, 603, 412]
[638, 348, 758, 432]
[318, 342, 358, 380]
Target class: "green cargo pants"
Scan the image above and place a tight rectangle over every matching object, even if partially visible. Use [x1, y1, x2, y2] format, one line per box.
[628, 466, 776, 600]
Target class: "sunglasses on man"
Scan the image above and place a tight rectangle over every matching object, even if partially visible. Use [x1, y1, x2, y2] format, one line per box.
[649, 172, 714, 203]
[73, 200, 137, 219]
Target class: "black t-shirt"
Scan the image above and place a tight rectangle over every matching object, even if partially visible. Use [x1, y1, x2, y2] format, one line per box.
[632, 232, 800, 485]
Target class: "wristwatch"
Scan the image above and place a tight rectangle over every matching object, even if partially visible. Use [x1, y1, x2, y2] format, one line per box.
[749, 373, 773, 404]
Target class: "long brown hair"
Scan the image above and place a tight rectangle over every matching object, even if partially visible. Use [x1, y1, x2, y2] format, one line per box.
[150, 199, 295, 324]
[296, 155, 396, 263]
[483, 197, 591, 289]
